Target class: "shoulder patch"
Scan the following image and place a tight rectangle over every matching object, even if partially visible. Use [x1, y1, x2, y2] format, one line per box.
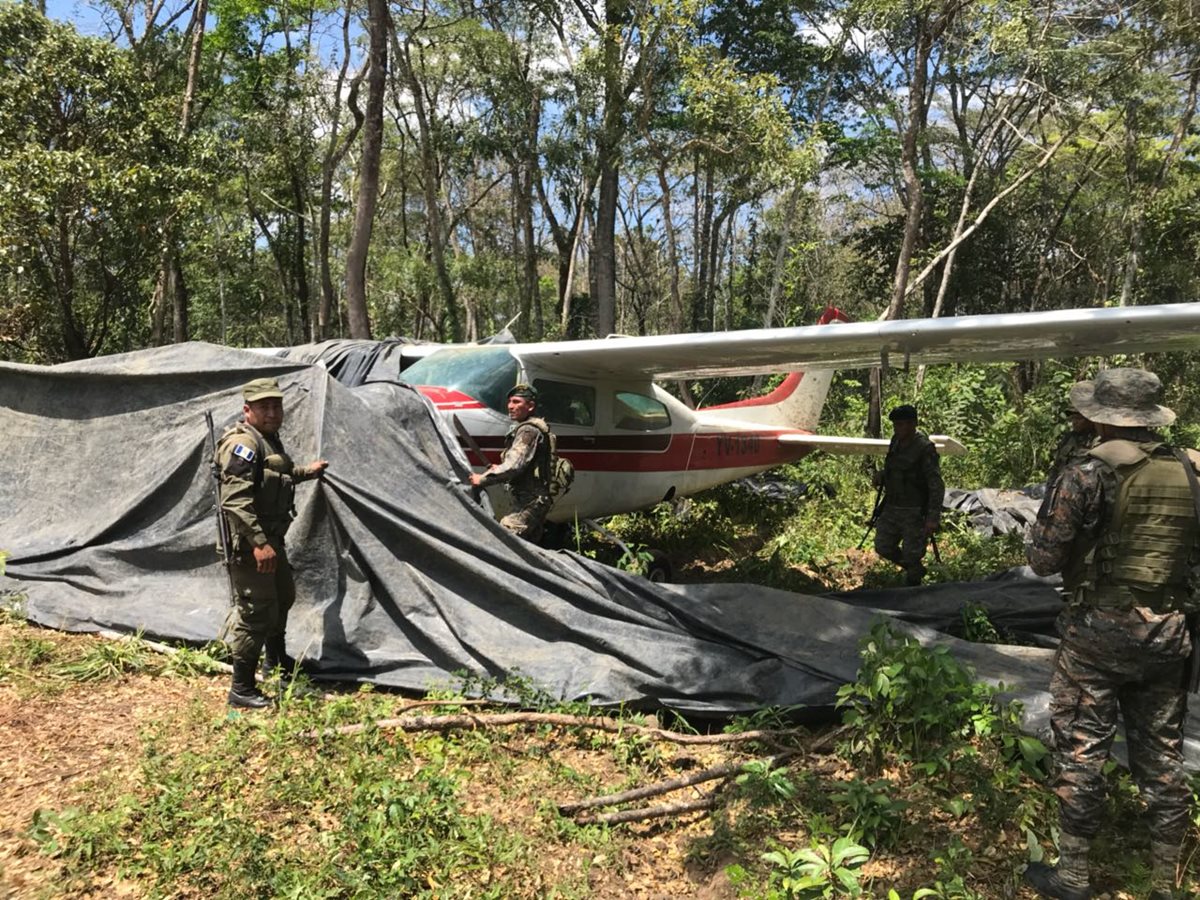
[233, 444, 256, 463]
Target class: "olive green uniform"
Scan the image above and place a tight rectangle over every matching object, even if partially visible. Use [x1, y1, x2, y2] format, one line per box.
[874, 432, 944, 585]
[477, 417, 553, 541]
[216, 421, 322, 689]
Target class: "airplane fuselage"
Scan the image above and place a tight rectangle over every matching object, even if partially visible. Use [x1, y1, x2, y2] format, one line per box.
[406, 347, 824, 521]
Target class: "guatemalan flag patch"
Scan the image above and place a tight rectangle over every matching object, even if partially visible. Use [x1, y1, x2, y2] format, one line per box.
[232, 444, 256, 463]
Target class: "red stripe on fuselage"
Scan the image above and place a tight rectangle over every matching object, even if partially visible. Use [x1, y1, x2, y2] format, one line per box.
[701, 307, 849, 413]
[703, 371, 804, 411]
[457, 430, 816, 472]
[415, 385, 486, 409]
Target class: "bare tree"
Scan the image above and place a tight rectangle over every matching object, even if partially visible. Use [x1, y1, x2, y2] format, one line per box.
[344, 0, 389, 339]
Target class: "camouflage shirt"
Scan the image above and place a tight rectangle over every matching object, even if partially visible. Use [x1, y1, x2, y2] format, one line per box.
[1027, 455, 1113, 578]
[1046, 429, 1096, 488]
[477, 418, 550, 506]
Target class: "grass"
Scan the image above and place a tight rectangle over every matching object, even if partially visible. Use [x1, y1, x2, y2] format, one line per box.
[2, 615, 1196, 899]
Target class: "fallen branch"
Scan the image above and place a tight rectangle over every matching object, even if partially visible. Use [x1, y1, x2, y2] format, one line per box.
[559, 750, 799, 815]
[307, 711, 800, 745]
[97, 629, 233, 674]
[392, 698, 491, 714]
[559, 725, 852, 822]
[574, 796, 717, 826]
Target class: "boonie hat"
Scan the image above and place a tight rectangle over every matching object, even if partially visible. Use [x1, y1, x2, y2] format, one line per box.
[1068, 368, 1175, 428]
[888, 404, 918, 422]
[508, 383, 538, 402]
[243, 377, 284, 403]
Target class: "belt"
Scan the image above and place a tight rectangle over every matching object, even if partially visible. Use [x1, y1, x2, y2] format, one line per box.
[1072, 583, 1190, 612]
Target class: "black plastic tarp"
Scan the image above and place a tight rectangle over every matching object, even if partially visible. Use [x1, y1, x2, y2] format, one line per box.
[3, 343, 1198, 765]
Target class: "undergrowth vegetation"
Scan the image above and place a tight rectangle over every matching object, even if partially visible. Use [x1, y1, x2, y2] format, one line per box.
[4, 616, 1196, 898]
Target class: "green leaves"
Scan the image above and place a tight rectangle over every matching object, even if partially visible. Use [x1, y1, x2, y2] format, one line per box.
[762, 836, 871, 898]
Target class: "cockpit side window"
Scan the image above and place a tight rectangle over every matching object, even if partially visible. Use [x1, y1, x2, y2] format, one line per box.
[532, 379, 595, 426]
[613, 391, 671, 431]
[400, 347, 519, 412]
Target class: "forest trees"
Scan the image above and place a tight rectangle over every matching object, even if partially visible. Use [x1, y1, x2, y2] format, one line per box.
[0, 3, 208, 360]
[0, 0, 1195, 371]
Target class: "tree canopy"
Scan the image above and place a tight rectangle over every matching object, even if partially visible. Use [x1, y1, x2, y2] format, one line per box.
[0, 0, 1196, 389]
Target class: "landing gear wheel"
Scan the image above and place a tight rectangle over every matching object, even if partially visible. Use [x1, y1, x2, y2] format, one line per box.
[645, 550, 673, 584]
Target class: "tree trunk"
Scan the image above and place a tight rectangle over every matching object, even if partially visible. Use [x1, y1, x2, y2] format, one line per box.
[151, 0, 208, 346]
[317, 2, 364, 339]
[393, 28, 459, 341]
[344, 0, 388, 340]
[518, 162, 540, 339]
[290, 168, 311, 342]
[171, 255, 189, 343]
[593, 152, 619, 337]
[691, 163, 715, 332]
[655, 158, 683, 332]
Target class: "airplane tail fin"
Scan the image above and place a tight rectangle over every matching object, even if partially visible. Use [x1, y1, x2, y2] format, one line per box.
[697, 307, 849, 431]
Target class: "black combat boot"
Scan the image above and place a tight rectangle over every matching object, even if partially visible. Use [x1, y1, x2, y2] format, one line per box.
[228, 659, 271, 709]
[1023, 833, 1092, 900]
[904, 563, 926, 586]
[261, 635, 298, 680]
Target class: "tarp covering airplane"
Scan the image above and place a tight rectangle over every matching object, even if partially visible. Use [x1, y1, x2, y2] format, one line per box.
[2, 343, 1198, 764]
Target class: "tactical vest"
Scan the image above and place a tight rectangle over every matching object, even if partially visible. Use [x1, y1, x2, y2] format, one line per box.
[220, 422, 298, 537]
[505, 418, 554, 500]
[1067, 440, 1199, 612]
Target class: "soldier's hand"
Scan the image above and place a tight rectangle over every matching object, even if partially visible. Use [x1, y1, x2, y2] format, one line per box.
[308, 460, 329, 478]
[254, 543, 278, 574]
[923, 519, 939, 538]
[469, 472, 484, 487]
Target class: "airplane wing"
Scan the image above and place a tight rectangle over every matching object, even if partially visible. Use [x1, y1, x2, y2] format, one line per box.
[514, 303, 1200, 379]
[779, 434, 968, 457]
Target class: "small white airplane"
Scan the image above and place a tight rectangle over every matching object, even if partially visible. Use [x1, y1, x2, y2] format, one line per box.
[387, 303, 1200, 524]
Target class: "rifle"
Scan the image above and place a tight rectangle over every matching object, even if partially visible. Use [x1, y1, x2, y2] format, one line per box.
[452, 414, 487, 501]
[856, 483, 885, 550]
[205, 411, 237, 607]
[928, 532, 942, 565]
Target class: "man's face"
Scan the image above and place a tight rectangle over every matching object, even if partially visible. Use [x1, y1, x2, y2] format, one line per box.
[244, 397, 284, 435]
[891, 418, 916, 441]
[507, 395, 535, 421]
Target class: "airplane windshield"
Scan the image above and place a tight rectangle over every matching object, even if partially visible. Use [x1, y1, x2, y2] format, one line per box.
[401, 346, 519, 412]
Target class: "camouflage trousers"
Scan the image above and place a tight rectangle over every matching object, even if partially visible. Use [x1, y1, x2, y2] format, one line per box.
[874, 505, 927, 583]
[500, 494, 552, 543]
[1048, 605, 1191, 843]
[227, 540, 295, 671]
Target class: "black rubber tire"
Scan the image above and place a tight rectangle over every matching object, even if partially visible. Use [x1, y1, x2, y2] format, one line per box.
[645, 550, 673, 583]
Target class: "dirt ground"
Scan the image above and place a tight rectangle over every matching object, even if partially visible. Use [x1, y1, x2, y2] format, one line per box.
[0, 626, 752, 899]
[0, 624, 1152, 899]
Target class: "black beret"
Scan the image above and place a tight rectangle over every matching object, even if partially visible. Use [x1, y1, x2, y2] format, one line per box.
[507, 383, 538, 402]
[888, 404, 918, 422]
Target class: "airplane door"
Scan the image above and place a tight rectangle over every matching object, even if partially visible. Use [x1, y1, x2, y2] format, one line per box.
[531, 377, 598, 521]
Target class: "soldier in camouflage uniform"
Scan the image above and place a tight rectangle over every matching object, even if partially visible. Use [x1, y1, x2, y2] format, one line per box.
[873, 405, 945, 586]
[469, 383, 554, 542]
[1046, 403, 1096, 489]
[216, 377, 328, 709]
[1025, 368, 1198, 900]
